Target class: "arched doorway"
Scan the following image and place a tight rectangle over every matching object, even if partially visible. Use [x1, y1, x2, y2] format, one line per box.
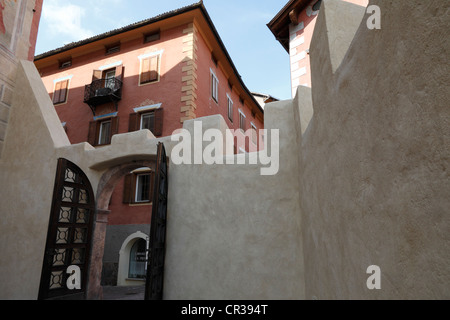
[117, 232, 149, 286]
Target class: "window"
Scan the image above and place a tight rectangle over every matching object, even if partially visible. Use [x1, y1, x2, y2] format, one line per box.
[251, 123, 257, 145]
[106, 43, 120, 55]
[87, 117, 119, 147]
[128, 109, 163, 136]
[104, 69, 116, 90]
[141, 112, 155, 131]
[98, 120, 111, 145]
[239, 111, 246, 132]
[144, 30, 160, 43]
[59, 59, 72, 69]
[135, 173, 151, 203]
[128, 239, 147, 279]
[211, 70, 219, 103]
[123, 168, 155, 204]
[227, 96, 233, 122]
[91, 65, 123, 90]
[53, 79, 69, 105]
[140, 55, 160, 85]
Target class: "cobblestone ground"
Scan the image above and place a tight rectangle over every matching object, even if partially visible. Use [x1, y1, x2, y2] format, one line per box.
[102, 285, 145, 300]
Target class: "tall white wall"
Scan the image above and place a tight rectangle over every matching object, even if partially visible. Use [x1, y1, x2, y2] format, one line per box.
[299, 0, 449, 299]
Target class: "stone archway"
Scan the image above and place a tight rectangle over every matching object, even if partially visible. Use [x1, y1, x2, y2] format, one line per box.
[86, 160, 156, 300]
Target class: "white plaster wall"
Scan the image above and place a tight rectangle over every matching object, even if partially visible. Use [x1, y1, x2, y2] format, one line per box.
[0, 60, 70, 299]
[300, 0, 450, 299]
[164, 100, 305, 300]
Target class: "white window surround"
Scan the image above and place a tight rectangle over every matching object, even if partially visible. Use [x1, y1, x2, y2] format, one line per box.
[117, 232, 149, 286]
[138, 50, 164, 61]
[227, 94, 233, 121]
[93, 112, 118, 121]
[132, 167, 151, 173]
[53, 75, 73, 83]
[210, 68, 219, 103]
[98, 60, 123, 71]
[135, 172, 151, 203]
[138, 51, 163, 86]
[133, 103, 162, 113]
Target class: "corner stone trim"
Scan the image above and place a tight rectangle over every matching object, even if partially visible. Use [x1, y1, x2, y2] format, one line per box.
[180, 23, 198, 124]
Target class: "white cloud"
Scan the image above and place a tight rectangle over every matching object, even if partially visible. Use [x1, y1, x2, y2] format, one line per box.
[42, 0, 95, 44]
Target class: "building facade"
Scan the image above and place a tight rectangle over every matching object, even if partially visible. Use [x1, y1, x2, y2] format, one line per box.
[0, 0, 448, 301]
[1, 0, 43, 158]
[34, 2, 264, 287]
[268, 0, 368, 97]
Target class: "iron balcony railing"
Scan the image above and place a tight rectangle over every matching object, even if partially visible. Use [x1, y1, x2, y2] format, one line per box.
[83, 78, 123, 106]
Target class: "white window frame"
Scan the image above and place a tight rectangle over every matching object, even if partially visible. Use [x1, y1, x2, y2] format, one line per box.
[227, 94, 233, 122]
[98, 120, 112, 145]
[210, 68, 219, 103]
[135, 172, 152, 203]
[140, 112, 155, 130]
[104, 69, 116, 89]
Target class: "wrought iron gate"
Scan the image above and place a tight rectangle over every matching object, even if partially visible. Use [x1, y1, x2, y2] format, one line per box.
[145, 142, 169, 300]
[38, 159, 95, 300]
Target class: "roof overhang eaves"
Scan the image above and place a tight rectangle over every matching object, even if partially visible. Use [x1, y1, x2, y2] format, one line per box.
[267, 0, 311, 53]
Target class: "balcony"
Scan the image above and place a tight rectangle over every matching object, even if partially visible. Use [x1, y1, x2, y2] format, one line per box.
[84, 78, 123, 116]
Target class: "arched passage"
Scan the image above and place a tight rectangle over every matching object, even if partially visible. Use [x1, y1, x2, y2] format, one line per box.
[87, 160, 156, 300]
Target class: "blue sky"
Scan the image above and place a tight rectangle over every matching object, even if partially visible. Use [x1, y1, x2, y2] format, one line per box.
[35, 0, 292, 100]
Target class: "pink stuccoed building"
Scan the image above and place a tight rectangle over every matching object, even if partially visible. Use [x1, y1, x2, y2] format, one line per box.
[268, 0, 368, 96]
[34, 2, 264, 288]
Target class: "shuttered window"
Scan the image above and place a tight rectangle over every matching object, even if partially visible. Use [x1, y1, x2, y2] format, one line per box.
[128, 109, 163, 136]
[123, 169, 155, 204]
[53, 79, 69, 104]
[87, 117, 119, 147]
[140, 55, 160, 85]
[98, 120, 112, 145]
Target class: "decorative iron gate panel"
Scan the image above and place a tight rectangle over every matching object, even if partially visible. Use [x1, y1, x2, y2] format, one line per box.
[145, 142, 169, 300]
[38, 159, 95, 300]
